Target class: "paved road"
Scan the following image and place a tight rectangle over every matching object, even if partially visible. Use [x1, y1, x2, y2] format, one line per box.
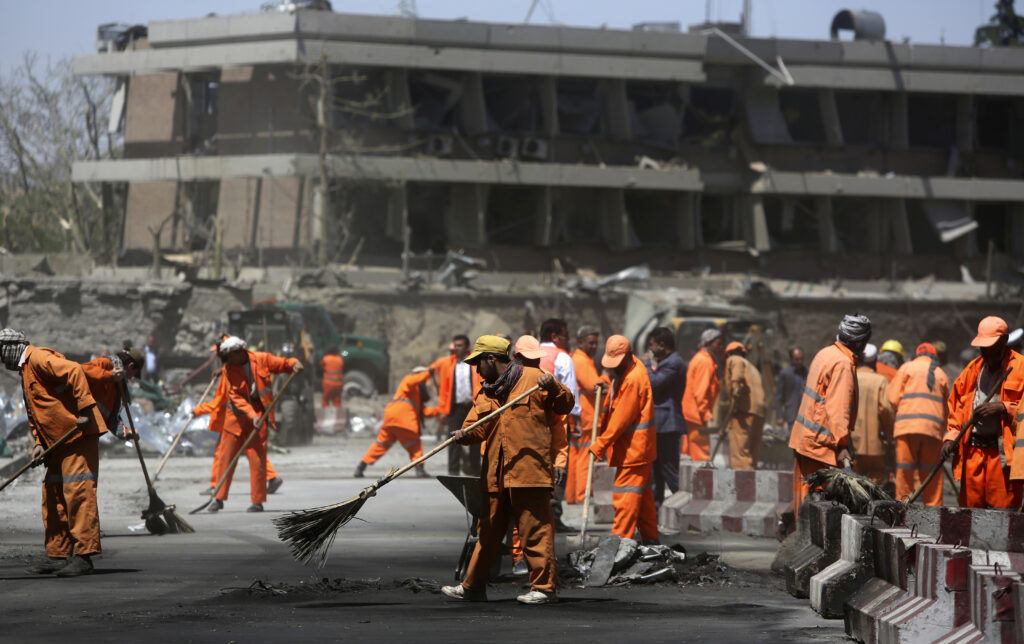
[0, 436, 845, 643]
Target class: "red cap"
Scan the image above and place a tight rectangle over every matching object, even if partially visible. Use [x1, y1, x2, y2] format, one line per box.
[725, 341, 745, 354]
[602, 335, 632, 369]
[971, 316, 1008, 348]
[514, 335, 545, 360]
[916, 342, 937, 357]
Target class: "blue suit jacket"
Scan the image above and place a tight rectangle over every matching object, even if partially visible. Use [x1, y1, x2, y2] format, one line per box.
[644, 351, 687, 434]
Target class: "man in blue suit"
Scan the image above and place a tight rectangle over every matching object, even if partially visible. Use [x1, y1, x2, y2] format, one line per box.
[643, 326, 687, 506]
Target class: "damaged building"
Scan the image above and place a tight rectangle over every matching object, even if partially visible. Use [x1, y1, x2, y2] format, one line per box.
[71, 8, 1024, 280]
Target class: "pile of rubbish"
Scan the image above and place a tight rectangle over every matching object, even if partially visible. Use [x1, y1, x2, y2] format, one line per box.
[100, 396, 218, 457]
[219, 577, 441, 600]
[567, 537, 688, 585]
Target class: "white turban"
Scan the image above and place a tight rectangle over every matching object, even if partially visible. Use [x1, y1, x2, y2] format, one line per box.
[862, 343, 878, 362]
[700, 328, 723, 347]
[218, 335, 247, 355]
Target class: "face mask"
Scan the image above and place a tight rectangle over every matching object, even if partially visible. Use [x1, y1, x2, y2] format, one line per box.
[0, 342, 26, 371]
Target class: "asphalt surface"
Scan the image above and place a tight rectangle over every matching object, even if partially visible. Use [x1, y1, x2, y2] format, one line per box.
[0, 434, 845, 643]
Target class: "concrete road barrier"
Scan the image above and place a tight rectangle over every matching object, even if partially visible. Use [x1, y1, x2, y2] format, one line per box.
[810, 513, 877, 618]
[784, 501, 847, 599]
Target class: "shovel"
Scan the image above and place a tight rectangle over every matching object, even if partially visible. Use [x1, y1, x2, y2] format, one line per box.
[567, 385, 604, 550]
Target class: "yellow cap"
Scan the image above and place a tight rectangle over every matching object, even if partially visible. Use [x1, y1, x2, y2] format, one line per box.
[464, 334, 511, 364]
[880, 339, 903, 357]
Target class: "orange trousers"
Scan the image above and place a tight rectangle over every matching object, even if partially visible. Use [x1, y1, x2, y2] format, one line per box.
[565, 438, 592, 504]
[853, 454, 890, 488]
[685, 428, 710, 461]
[895, 434, 943, 506]
[463, 486, 556, 593]
[958, 445, 1023, 509]
[360, 426, 422, 465]
[728, 414, 764, 471]
[793, 452, 832, 519]
[215, 427, 268, 504]
[210, 433, 276, 486]
[611, 464, 659, 542]
[42, 435, 101, 558]
[321, 381, 343, 408]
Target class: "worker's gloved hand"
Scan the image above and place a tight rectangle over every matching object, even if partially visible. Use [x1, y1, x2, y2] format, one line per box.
[30, 444, 44, 467]
[553, 467, 567, 488]
[836, 448, 852, 469]
[291, 362, 305, 374]
[971, 402, 1005, 424]
[537, 373, 557, 393]
[941, 439, 959, 461]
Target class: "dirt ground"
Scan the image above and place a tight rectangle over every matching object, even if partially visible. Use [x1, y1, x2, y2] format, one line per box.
[0, 433, 846, 643]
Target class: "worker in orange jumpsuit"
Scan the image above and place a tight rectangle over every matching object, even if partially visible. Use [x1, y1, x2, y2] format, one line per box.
[942, 316, 1024, 508]
[851, 344, 895, 488]
[319, 346, 344, 407]
[354, 367, 440, 478]
[569, 325, 606, 503]
[442, 335, 573, 605]
[876, 339, 904, 382]
[537, 318, 579, 533]
[888, 342, 950, 505]
[682, 327, 724, 461]
[432, 335, 482, 475]
[204, 335, 302, 513]
[591, 335, 659, 543]
[6, 329, 109, 578]
[789, 315, 869, 517]
[81, 344, 144, 440]
[723, 341, 766, 470]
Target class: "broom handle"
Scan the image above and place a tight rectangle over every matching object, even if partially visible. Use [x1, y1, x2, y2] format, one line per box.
[374, 385, 542, 488]
[153, 373, 219, 481]
[207, 371, 298, 498]
[907, 366, 1011, 504]
[0, 425, 81, 493]
[579, 385, 604, 544]
[120, 381, 157, 493]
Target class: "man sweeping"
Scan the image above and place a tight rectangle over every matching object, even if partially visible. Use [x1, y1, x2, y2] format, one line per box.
[81, 343, 145, 440]
[441, 335, 574, 605]
[723, 341, 766, 470]
[4, 329, 109, 577]
[354, 367, 440, 478]
[206, 336, 302, 513]
[592, 335, 658, 544]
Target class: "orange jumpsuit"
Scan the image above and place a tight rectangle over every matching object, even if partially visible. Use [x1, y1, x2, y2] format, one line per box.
[851, 365, 894, 486]
[888, 355, 950, 505]
[214, 351, 297, 504]
[946, 351, 1024, 508]
[194, 374, 278, 487]
[22, 346, 108, 558]
[682, 348, 720, 461]
[724, 354, 766, 471]
[591, 355, 658, 543]
[569, 348, 609, 503]
[876, 362, 898, 383]
[788, 342, 858, 517]
[81, 357, 124, 433]
[360, 370, 440, 465]
[458, 367, 573, 595]
[320, 353, 344, 407]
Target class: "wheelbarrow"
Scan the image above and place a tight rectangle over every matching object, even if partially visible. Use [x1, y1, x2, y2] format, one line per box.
[437, 474, 504, 582]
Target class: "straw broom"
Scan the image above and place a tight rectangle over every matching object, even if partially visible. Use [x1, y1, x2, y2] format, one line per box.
[275, 384, 541, 567]
[152, 373, 219, 482]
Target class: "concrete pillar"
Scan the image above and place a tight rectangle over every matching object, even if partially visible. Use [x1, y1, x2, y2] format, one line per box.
[864, 200, 884, 254]
[814, 196, 840, 253]
[1010, 203, 1024, 258]
[599, 188, 629, 250]
[533, 186, 554, 247]
[818, 89, 844, 147]
[887, 199, 913, 254]
[675, 193, 699, 250]
[537, 76, 559, 137]
[385, 183, 407, 243]
[447, 184, 488, 248]
[889, 93, 909, 150]
[457, 72, 487, 136]
[741, 195, 771, 252]
[604, 79, 631, 142]
[956, 94, 974, 153]
[386, 69, 413, 129]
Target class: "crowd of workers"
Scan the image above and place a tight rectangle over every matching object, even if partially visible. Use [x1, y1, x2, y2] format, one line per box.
[5, 309, 1024, 603]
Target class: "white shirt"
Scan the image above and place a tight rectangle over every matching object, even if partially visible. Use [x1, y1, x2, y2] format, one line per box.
[454, 361, 472, 405]
[144, 346, 157, 373]
[541, 342, 581, 417]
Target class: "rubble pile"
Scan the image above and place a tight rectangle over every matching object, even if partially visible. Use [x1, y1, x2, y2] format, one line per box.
[219, 577, 441, 600]
[567, 539, 743, 588]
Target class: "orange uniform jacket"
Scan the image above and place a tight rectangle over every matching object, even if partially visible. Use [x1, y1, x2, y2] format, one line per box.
[876, 362, 898, 383]
[683, 349, 720, 429]
[23, 346, 107, 447]
[460, 367, 574, 491]
[788, 342, 858, 466]
[725, 355, 766, 418]
[592, 355, 656, 468]
[572, 349, 609, 434]
[81, 357, 123, 429]
[433, 353, 482, 414]
[320, 353, 345, 385]
[382, 370, 441, 432]
[945, 351, 1024, 480]
[194, 373, 229, 431]
[888, 355, 950, 440]
[221, 351, 297, 437]
[852, 366, 894, 457]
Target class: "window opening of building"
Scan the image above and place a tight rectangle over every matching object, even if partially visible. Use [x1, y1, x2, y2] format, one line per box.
[907, 94, 956, 148]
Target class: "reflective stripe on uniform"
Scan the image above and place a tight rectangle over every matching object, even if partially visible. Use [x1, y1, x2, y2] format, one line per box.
[625, 420, 652, 434]
[1017, 412, 1024, 423]
[795, 414, 831, 437]
[45, 472, 97, 484]
[803, 386, 824, 404]
[258, 386, 273, 398]
[612, 484, 644, 494]
[895, 414, 945, 426]
[401, 439, 420, 448]
[570, 441, 591, 449]
[375, 440, 395, 448]
[895, 463, 917, 470]
[1015, 439, 1024, 448]
[900, 392, 944, 403]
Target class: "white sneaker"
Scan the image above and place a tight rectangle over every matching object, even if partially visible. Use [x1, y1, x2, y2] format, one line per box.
[441, 584, 487, 602]
[516, 590, 556, 605]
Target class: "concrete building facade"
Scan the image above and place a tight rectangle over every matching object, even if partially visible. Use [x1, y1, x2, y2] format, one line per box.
[72, 9, 1024, 279]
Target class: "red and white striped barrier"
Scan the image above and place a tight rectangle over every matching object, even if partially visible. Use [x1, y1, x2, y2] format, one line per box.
[932, 565, 1019, 644]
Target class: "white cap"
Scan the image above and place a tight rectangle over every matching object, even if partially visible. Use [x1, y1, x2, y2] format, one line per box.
[862, 343, 878, 362]
[218, 335, 247, 354]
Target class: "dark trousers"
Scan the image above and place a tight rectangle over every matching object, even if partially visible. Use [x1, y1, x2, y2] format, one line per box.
[653, 431, 683, 506]
[447, 403, 479, 476]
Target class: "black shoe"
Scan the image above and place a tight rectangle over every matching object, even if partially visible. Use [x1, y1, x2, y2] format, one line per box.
[26, 557, 67, 574]
[199, 486, 215, 496]
[415, 465, 429, 478]
[247, 503, 264, 513]
[208, 499, 224, 513]
[353, 462, 366, 478]
[55, 555, 93, 578]
[267, 477, 283, 494]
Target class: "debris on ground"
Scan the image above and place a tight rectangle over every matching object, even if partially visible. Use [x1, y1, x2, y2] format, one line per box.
[218, 576, 441, 601]
[98, 397, 218, 457]
[565, 540, 759, 588]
